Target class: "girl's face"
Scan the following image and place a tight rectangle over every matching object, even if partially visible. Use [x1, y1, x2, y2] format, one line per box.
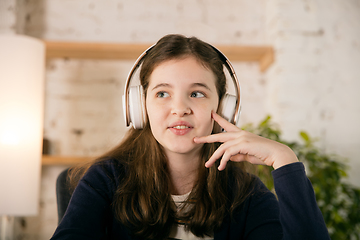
[146, 56, 219, 159]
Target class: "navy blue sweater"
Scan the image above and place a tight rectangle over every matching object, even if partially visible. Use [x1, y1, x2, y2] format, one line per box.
[51, 160, 330, 239]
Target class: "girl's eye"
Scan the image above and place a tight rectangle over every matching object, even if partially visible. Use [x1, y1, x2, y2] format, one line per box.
[156, 91, 170, 98]
[190, 91, 205, 98]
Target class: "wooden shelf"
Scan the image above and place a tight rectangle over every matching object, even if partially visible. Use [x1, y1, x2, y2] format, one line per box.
[42, 155, 93, 166]
[44, 41, 274, 72]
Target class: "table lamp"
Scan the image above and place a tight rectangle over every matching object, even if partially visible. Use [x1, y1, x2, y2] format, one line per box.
[0, 35, 45, 239]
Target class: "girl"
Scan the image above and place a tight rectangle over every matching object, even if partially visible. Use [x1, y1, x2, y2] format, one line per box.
[51, 34, 330, 240]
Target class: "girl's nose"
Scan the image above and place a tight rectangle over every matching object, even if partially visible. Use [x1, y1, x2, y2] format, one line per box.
[170, 98, 192, 116]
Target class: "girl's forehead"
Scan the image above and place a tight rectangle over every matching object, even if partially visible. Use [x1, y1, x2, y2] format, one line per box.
[148, 57, 217, 86]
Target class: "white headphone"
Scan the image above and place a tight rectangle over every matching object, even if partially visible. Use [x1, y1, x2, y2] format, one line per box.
[123, 43, 241, 130]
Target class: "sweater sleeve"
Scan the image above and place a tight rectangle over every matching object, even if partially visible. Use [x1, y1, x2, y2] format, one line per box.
[272, 162, 330, 240]
[50, 161, 119, 240]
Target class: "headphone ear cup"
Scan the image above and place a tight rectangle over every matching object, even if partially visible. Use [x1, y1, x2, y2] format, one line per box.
[128, 85, 146, 129]
[219, 93, 237, 123]
[214, 93, 238, 133]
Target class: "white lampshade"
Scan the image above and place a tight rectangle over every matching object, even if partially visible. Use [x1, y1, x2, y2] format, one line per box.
[0, 35, 45, 216]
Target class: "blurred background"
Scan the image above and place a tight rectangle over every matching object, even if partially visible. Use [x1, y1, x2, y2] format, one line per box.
[0, 0, 359, 239]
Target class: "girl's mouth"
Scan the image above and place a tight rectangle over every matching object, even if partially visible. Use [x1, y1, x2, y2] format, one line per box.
[172, 125, 190, 130]
[168, 122, 193, 135]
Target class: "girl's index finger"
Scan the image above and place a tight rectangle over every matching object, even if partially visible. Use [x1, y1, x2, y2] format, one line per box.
[212, 111, 240, 132]
[193, 112, 241, 144]
[194, 132, 225, 144]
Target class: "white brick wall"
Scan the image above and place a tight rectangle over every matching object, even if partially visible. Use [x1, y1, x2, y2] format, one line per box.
[44, 59, 132, 156]
[265, 0, 360, 186]
[1, 0, 359, 239]
[0, 0, 16, 34]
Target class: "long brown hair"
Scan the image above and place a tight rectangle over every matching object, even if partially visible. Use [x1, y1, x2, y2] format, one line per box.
[69, 34, 255, 239]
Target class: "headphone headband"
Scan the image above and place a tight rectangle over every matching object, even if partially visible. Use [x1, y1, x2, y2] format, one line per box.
[123, 42, 241, 128]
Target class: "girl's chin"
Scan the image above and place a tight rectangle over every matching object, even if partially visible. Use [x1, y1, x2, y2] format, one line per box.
[164, 144, 202, 156]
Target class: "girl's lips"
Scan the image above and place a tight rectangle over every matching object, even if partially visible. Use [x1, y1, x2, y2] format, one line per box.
[168, 127, 192, 136]
[168, 121, 193, 128]
[168, 121, 193, 135]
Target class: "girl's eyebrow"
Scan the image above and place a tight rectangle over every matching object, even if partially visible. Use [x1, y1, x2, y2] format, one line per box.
[151, 83, 172, 91]
[151, 82, 212, 91]
[192, 83, 212, 91]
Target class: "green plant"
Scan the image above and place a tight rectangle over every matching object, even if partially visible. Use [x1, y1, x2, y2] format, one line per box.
[242, 116, 360, 240]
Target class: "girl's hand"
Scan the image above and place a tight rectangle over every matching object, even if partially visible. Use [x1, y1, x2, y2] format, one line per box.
[193, 112, 299, 171]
